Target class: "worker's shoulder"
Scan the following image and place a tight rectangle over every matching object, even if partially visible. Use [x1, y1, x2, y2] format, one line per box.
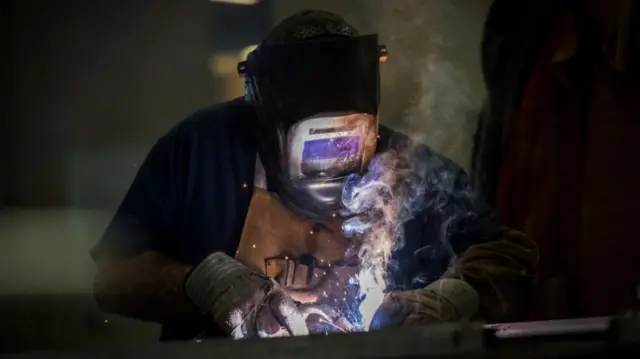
[163, 97, 256, 143]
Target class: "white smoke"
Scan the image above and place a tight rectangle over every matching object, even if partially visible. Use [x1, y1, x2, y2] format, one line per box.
[341, 149, 417, 329]
[378, 0, 487, 168]
[341, 0, 489, 330]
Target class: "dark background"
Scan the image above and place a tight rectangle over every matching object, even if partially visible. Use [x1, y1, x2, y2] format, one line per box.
[0, 0, 491, 352]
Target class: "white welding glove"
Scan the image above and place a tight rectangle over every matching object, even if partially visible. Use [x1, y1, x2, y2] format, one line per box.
[185, 252, 308, 338]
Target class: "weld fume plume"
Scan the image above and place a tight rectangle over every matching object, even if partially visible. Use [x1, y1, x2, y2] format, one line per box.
[340, 0, 486, 330]
[378, 0, 485, 168]
[342, 139, 470, 330]
[341, 135, 482, 331]
[341, 148, 417, 330]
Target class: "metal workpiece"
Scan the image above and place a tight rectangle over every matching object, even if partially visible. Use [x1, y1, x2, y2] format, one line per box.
[485, 316, 613, 339]
[483, 313, 640, 358]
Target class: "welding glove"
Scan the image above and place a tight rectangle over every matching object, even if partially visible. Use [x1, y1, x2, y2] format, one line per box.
[370, 230, 538, 329]
[185, 252, 308, 338]
[440, 230, 538, 322]
[369, 278, 480, 329]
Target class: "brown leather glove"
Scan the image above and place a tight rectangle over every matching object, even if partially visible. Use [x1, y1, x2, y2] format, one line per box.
[369, 278, 479, 329]
[443, 230, 538, 323]
[370, 230, 538, 329]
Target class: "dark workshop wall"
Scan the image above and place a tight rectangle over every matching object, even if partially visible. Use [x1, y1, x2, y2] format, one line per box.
[5, 0, 268, 208]
[1, 0, 13, 208]
[0, 0, 269, 353]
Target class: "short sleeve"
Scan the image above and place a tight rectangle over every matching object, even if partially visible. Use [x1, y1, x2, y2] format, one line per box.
[90, 132, 185, 261]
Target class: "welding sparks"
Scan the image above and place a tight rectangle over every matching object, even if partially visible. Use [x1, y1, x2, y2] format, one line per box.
[278, 299, 309, 337]
[227, 293, 339, 339]
[233, 144, 461, 336]
[342, 159, 398, 330]
[355, 268, 386, 330]
[341, 148, 422, 331]
[318, 318, 348, 333]
[228, 309, 246, 339]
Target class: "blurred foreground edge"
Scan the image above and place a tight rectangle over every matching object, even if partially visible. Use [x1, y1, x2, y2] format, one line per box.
[1, 312, 638, 359]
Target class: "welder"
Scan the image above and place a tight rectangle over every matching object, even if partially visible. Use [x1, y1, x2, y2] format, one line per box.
[91, 10, 538, 341]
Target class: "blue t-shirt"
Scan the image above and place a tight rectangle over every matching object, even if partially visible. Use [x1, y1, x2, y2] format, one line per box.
[91, 97, 504, 340]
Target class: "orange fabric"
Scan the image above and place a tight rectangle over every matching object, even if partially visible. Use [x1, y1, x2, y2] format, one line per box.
[236, 188, 356, 304]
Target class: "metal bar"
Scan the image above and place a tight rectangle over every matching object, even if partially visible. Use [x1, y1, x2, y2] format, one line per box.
[485, 317, 612, 339]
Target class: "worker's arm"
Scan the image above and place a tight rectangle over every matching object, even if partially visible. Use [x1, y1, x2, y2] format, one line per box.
[441, 229, 538, 323]
[90, 127, 203, 323]
[91, 111, 308, 337]
[94, 249, 308, 338]
[93, 251, 200, 322]
[373, 231, 537, 326]
[427, 160, 538, 323]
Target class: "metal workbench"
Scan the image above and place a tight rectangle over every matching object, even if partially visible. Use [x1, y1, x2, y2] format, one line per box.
[2, 312, 639, 359]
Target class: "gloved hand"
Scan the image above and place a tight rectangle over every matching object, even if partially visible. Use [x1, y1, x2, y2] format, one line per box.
[185, 252, 308, 338]
[369, 278, 480, 330]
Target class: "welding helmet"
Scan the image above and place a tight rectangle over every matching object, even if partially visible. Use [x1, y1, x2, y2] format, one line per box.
[239, 10, 388, 222]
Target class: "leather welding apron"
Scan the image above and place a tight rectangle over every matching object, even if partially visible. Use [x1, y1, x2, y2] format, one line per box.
[235, 187, 359, 306]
